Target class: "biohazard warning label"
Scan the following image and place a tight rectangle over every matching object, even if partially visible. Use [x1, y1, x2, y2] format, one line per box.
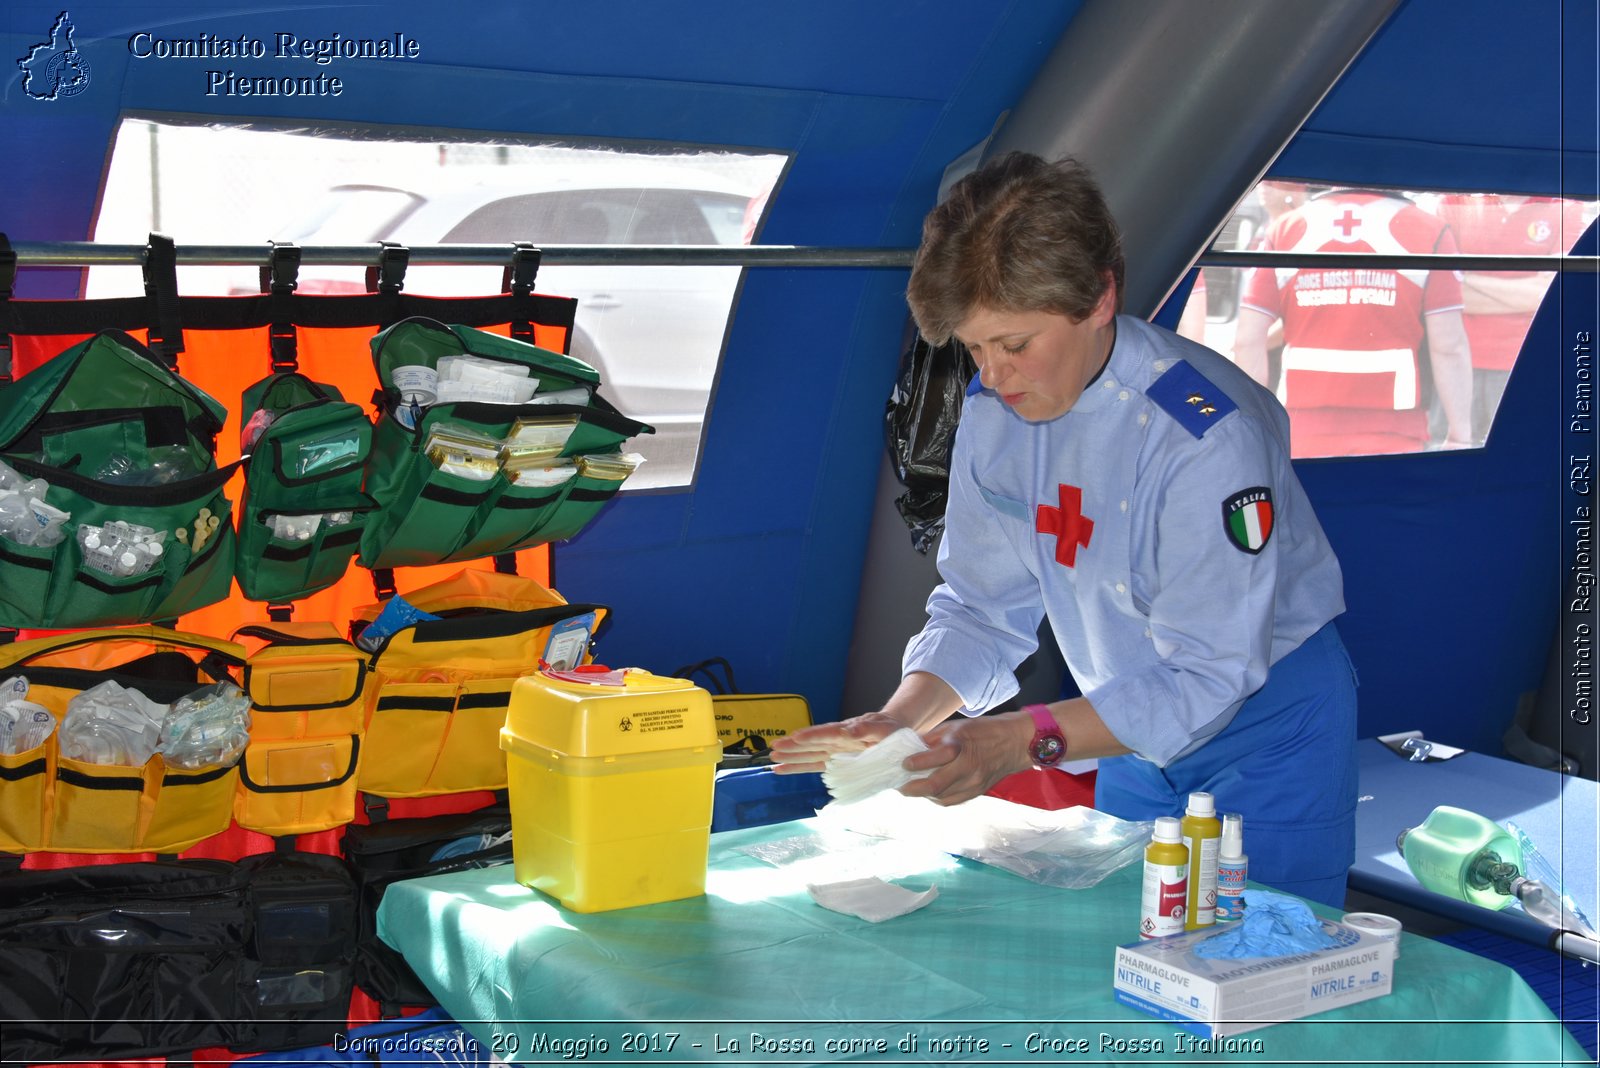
[635, 708, 687, 734]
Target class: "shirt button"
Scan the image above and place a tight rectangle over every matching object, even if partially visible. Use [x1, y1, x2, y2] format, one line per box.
[1115, 582, 1127, 594]
[1144, 627, 1153, 638]
[1138, 412, 1149, 427]
[1118, 390, 1130, 401]
[1119, 500, 1128, 512]
[1102, 379, 1115, 389]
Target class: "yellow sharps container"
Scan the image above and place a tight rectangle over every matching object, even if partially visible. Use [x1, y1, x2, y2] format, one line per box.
[499, 666, 720, 912]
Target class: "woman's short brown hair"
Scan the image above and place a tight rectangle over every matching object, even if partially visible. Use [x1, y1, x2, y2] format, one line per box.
[906, 152, 1126, 345]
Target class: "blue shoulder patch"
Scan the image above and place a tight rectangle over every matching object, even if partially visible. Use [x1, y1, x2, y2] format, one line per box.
[965, 373, 983, 397]
[1146, 360, 1238, 439]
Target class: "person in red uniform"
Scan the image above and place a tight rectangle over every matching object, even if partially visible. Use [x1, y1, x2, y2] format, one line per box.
[1233, 188, 1473, 458]
[1435, 194, 1588, 444]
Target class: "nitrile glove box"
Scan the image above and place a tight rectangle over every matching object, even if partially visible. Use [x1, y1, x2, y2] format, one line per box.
[1112, 919, 1395, 1038]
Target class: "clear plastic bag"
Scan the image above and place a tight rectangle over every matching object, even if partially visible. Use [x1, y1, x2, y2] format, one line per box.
[76, 522, 167, 577]
[0, 459, 24, 493]
[59, 680, 168, 765]
[240, 408, 278, 452]
[736, 828, 957, 887]
[503, 415, 579, 459]
[435, 354, 538, 405]
[0, 473, 70, 548]
[965, 805, 1154, 889]
[159, 681, 252, 769]
[818, 792, 1151, 890]
[423, 421, 502, 481]
[505, 459, 576, 488]
[0, 676, 57, 755]
[93, 447, 203, 486]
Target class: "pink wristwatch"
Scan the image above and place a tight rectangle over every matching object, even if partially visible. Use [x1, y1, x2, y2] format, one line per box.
[1024, 704, 1066, 767]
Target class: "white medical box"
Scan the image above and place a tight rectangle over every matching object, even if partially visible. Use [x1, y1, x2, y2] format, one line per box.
[1112, 919, 1395, 1038]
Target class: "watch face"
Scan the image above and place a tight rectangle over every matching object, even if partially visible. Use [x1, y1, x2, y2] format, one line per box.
[1032, 733, 1065, 765]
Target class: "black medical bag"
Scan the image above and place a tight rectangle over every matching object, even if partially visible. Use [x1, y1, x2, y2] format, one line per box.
[340, 803, 514, 1012]
[0, 851, 358, 1061]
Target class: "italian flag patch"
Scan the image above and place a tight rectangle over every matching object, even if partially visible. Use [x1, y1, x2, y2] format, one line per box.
[1223, 487, 1274, 554]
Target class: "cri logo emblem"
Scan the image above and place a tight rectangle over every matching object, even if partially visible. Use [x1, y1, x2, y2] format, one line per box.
[18, 11, 92, 101]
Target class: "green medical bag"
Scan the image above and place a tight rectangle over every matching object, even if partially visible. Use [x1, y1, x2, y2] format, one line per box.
[0, 331, 237, 629]
[358, 318, 651, 569]
[235, 373, 376, 603]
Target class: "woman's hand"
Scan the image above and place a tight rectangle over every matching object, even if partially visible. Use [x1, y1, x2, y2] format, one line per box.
[899, 711, 1034, 806]
[768, 712, 905, 775]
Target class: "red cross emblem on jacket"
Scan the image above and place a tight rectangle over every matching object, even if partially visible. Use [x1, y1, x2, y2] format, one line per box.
[1036, 484, 1094, 567]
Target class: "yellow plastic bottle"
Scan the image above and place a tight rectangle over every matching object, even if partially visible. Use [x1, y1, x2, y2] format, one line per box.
[1182, 791, 1222, 930]
[1140, 816, 1189, 939]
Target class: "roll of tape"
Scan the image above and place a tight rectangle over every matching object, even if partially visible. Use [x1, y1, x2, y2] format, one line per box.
[1342, 911, 1402, 958]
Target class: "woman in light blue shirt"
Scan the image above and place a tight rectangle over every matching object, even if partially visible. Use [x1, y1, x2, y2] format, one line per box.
[773, 153, 1357, 907]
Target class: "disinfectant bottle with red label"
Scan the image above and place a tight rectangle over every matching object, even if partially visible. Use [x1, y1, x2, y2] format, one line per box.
[1140, 816, 1189, 939]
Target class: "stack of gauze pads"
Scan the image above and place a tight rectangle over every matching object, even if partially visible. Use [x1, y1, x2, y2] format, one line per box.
[822, 728, 931, 805]
[435, 355, 539, 405]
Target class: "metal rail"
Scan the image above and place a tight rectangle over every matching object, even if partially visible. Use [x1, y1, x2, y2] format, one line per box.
[7, 240, 1598, 273]
[1200, 249, 1600, 273]
[7, 241, 918, 269]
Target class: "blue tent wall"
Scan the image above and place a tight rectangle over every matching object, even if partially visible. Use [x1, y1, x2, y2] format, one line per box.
[1276, 0, 1597, 197]
[2, 0, 1594, 745]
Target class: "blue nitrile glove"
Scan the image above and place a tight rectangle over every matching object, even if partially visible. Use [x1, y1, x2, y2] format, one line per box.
[1192, 889, 1341, 959]
[357, 594, 442, 651]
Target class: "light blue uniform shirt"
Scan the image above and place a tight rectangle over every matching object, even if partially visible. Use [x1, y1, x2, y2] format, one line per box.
[903, 315, 1345, 767]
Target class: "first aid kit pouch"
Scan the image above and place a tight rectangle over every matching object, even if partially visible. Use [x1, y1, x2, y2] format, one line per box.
[0, 626, 248, 853]
[340, 804, 513, 1012]
[0, 852, 358, 1063]
[234, 622, 369, 835]
[0, 330, 238, 628]
[359, 318, 651, 569]
[234, 851, 363, 1053]
[352, 569, 607, 798]
[236, 373, 377, 604]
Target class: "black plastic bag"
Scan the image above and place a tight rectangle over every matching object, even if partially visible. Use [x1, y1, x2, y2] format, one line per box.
[884, 328, 976, 553]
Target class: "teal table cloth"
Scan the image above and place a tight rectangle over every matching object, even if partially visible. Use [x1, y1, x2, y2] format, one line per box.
[377, 818, 1587, 1065]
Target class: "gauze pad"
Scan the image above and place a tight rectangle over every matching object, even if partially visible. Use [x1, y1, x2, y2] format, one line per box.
[822, 727, 931, 805]
[807, 876, 939, 922]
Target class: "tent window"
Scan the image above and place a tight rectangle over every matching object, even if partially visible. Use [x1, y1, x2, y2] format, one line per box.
[1178, 181, 1597, 458]
[436, 188, 748, 246]
[85, 116, 789, 490]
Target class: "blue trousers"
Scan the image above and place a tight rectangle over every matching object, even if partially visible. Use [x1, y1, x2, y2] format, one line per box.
[1094, 622, 1359, 908]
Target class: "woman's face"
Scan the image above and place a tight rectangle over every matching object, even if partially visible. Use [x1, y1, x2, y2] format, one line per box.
[953, 289, 1117, 422]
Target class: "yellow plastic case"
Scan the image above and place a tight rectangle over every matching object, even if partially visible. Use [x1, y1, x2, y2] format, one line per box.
[499, 667, 719, 912]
